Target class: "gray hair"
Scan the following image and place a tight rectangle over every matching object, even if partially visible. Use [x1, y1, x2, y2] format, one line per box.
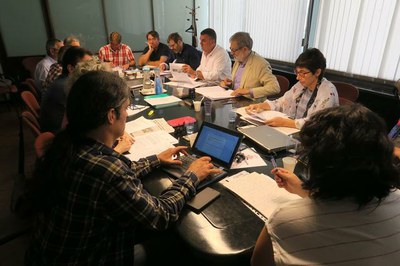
[229, 32, 253, 50]
[67, 57, 112, 94]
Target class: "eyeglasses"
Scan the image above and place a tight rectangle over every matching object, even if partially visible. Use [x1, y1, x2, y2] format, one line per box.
[294, 70, 311, 77]
[230, 47, 242, 53]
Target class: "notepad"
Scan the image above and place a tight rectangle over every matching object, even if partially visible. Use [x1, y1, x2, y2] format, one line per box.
[144, 95, 182, 109]
[222, 171, 300, 219]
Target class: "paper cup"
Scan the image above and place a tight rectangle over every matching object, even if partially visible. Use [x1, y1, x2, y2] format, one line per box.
[193, 101, 201, 112]
[282, 157, 297, 172]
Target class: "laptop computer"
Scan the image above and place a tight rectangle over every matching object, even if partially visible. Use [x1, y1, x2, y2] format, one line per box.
[237, 125, 294, 153]
[163, 122, 243, 191]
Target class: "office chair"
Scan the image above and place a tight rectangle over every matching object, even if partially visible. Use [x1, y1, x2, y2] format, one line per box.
[20, 91, 40, 119]
[34, 132, 55, 158]
[21, 56, 43, 78]
[332, 81, 359, 102]
[270, 75, 290, 99]
[339, 97, 354, 106]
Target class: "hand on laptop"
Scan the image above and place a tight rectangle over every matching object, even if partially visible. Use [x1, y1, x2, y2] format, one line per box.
[187, 156, 222, 181]
[157, 146, 188, 165]
[265, 117, 296, 128]
[245, 102, 271, 114]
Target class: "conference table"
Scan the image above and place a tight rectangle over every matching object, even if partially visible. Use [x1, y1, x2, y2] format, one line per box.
[126, 82, 283, 266]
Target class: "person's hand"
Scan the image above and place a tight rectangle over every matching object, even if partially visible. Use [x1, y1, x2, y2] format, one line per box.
[187, 156, 222, 181]
[146, 42, 154, 53]
[157, 146, 189, 166]
[220, 78, 232, 88]
[231, 88, 250, 96]
[182, 65, 195, 77]
[122, 64, 130, 70]
[271, 167, 309, 197]
[245, 102, 269, 114]
[114, 132, 135, 153]
[159, 63, 167, 71]
[265, 117, 295, 128]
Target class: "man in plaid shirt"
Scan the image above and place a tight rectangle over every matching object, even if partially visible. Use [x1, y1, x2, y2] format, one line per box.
[98, 32, 136, 70]
[26, 71, 220, 265]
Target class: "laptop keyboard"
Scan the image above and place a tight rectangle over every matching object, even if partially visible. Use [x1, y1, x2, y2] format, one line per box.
[180, 154, 221, 178]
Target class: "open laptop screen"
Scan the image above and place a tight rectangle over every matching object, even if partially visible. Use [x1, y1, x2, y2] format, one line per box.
[192, 122, 243, 168]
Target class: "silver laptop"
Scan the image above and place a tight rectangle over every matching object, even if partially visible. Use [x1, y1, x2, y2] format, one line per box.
[238, 125, 293, 153]
[163, 122, 243, 191]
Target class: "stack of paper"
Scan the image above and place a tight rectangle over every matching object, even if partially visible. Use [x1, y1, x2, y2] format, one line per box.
[235, 107, 300, 135]
[124, 116, 177, 161]
[221, 171, 301, 219]
[195, 86, 236, 100]
[144, 94, 182, 109]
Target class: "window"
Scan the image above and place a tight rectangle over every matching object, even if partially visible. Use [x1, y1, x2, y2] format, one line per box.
[210, 0, 400, 81]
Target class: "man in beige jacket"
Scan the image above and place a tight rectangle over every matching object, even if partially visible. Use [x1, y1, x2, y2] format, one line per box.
[221, 32, 280, 99]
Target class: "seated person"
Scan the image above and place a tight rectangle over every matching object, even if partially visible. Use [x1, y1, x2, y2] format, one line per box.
[26, 71, 221, 265]
[139, 30, 172, 67]
[182, 28, 231, 82]
[221, 32, 280, 99]
[98, 31, 135, 70]
[34, 38, 64, 94]
[63, 35, 80, 47]
[40, 46, 92, 133]
[164, 32, 200, 71]
[251, 104, 400, 265]
[246, 48, 338, 129]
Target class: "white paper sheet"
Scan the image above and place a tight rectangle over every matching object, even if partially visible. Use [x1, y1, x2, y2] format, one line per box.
[125, 131, 178, 161]
[222, 171, 300, 219]
[231, 148, 267, 169]
[195, 86, 236, 100]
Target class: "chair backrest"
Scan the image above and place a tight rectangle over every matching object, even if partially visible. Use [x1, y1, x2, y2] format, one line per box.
[271, 75, 290, 99]
[34, 132, 55, 158]
[21, 90, 40, 119]
[21, 111, 41, 137]
[339, 97, 354, 106]
[331, 81, 359, 102]
[22, 56, 43, 78]
[20, 80, 39, 100]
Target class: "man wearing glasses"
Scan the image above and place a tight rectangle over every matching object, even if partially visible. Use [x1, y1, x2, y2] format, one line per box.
[182, 28, 231, 82]
[34, 38, 64, 94]
[246, 48, 339, 129]
[220, 32, 280, 99]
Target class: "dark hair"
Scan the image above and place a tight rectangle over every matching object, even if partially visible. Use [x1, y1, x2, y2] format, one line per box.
[295, 48, 326, 81]
[300, 104, 399, 207]
[57, 45, 71, 64]
[167, 32, 182, 43]
[146, 30, 160, 40]
[61, 46, 92, 75]
[30, 71, 129, 213]
[45, 38, 62, 55]
[201, 28, 217, 42]
[109, 32, 121, 43]
[229, 32, 253, 50]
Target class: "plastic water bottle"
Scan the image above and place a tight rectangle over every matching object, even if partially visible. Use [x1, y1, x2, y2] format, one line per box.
[142, 66, 151, 90]
[154, 68, 163, 95]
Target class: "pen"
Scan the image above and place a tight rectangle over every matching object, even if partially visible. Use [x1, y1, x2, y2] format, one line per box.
[271, 157, 278, 168]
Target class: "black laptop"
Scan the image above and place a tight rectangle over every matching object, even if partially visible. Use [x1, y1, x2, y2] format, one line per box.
[163, 122, 243, 190]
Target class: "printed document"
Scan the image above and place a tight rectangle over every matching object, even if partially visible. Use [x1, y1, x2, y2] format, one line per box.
[222, 171, 300, 219]
[195, 86, 236, 100]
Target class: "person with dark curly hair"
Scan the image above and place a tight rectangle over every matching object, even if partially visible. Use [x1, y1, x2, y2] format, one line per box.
[251, 104, 400, 265]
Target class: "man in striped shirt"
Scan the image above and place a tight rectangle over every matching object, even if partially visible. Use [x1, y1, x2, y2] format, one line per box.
[98, 31, 135, 70]
[251, 104, 400, 265]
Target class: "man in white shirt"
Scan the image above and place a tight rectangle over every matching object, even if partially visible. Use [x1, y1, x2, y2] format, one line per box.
[182, 28, 231, 82]
[34, 38, 64, 95]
